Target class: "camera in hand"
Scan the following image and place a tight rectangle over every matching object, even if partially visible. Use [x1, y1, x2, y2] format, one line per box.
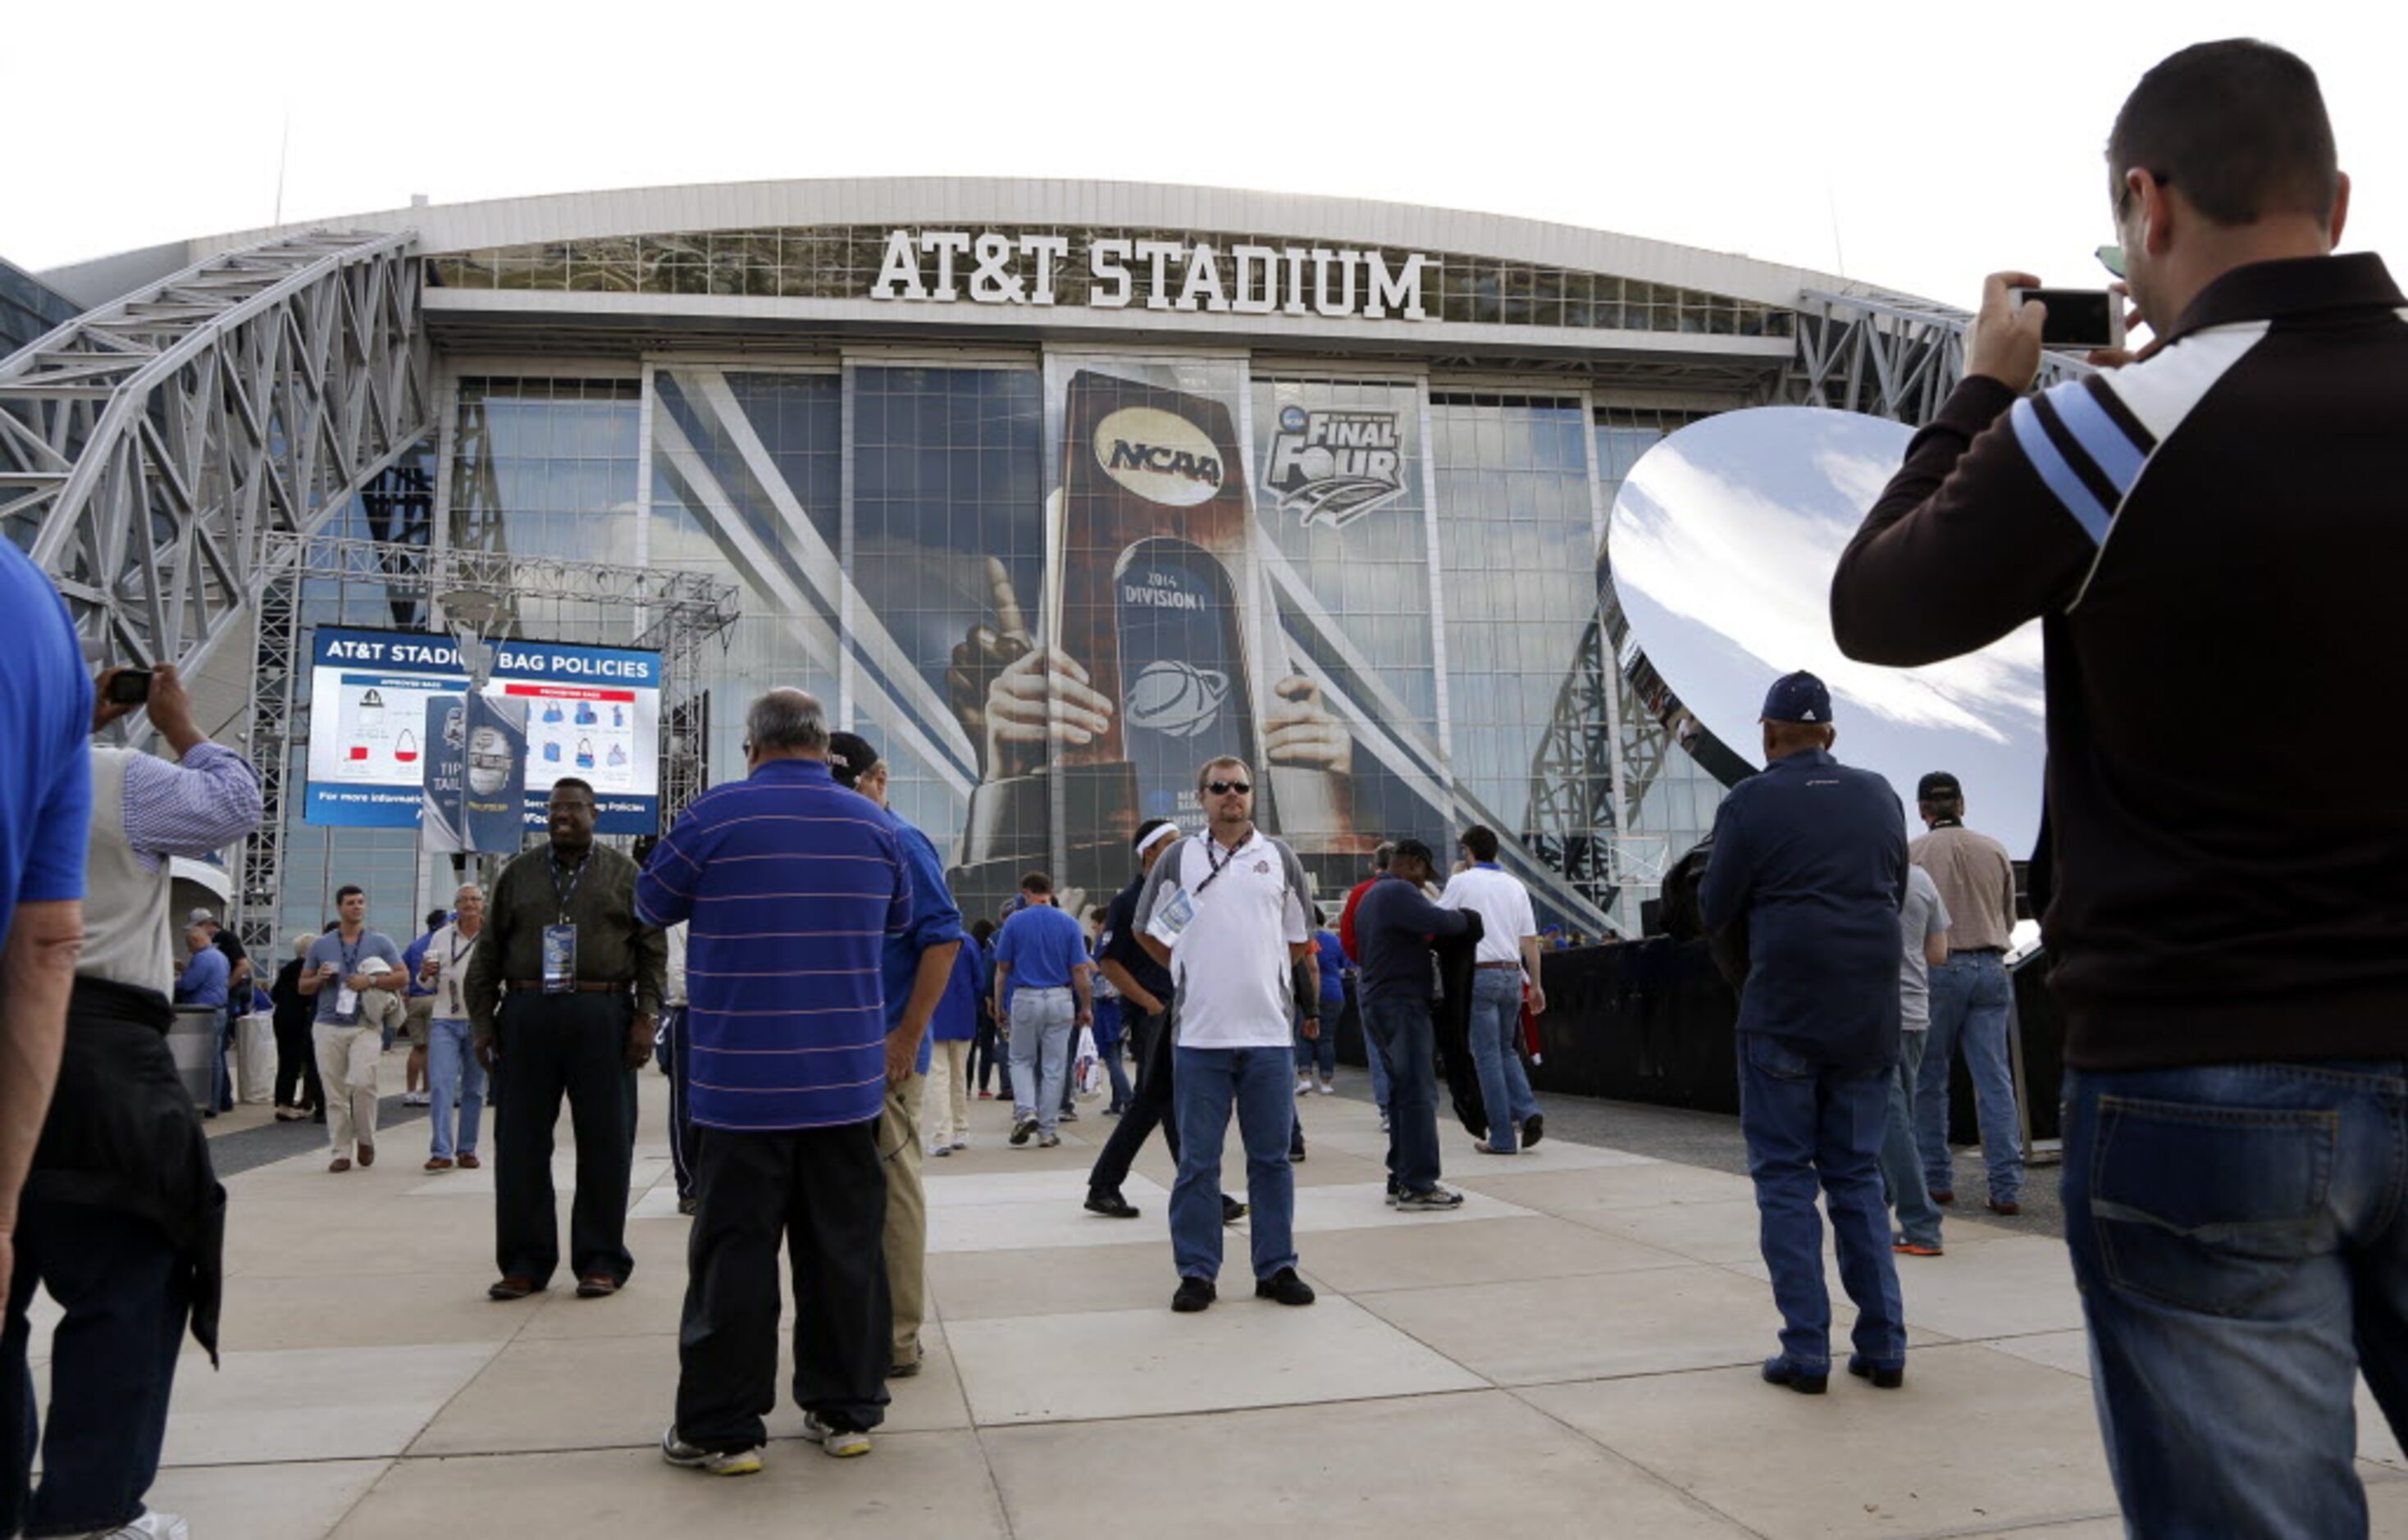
[2008, 287, 2125, 350]
[106, 669, 153, 705]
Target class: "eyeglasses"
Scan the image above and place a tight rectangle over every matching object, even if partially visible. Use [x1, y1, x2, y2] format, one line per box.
[1205, 780, 1252, 795]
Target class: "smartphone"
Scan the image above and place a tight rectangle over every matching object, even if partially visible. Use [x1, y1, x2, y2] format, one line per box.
[106, 668, 153, 705]
[2009, 287, 2125, 351]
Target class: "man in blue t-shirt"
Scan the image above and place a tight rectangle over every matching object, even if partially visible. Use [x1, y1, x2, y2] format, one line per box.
[828, 732, 961, 1381]
[992, 873, 1092, 1148]
[0, 543, 89, 1306]
[1297, 914, 1348, 1094]
[300, 886, 408, 1171]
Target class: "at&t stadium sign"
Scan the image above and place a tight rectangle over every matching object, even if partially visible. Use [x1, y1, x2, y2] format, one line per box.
[869, 230, 1430, 321]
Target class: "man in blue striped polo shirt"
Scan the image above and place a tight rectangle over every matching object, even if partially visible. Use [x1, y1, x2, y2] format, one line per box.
[641, 690, 912, 1477]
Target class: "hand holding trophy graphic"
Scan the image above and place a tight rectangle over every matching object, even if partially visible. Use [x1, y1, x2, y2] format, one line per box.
[949, 554, 1116, 781]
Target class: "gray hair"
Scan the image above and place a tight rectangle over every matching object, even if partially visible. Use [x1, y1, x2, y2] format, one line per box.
[454, 883, 485, 904]
[1372, 841, 1397, 872]
[747, 689, 829, 754]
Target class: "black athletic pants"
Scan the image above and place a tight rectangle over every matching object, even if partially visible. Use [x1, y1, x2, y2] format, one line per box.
[1088, 1006, 1179, 1195]
[494, 991, 636, 1288]
[674, 1120, 890, 1450]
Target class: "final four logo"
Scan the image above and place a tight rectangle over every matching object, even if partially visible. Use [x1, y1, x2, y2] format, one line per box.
[1263, 405, 1407, 530]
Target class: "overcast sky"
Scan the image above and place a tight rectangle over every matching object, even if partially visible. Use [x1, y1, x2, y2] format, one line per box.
[8, 1, 2399, 314]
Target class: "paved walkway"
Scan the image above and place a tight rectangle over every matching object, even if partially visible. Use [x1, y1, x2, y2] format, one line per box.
[47, 1068, 2408, 1537]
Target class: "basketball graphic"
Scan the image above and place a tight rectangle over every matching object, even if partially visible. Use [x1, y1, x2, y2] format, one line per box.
[1124, 659, 1230, 739]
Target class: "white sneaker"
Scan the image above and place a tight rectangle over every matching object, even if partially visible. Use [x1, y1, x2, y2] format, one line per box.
[1295, 1076, 1313, 1095]
[661, 1424, 763, 1476]
[803, 1411, 871, 1457]
[1316, 1078, 1335, 1096]
[92, 1516, 189, 1540]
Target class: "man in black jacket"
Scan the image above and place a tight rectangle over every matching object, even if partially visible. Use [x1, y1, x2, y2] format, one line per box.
[1354, 840, 1476, 1211]
[1830, 39, 2402, 1533]
[1, 663, 261, 1540]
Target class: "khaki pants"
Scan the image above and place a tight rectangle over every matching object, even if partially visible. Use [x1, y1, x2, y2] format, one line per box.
[925, 1041, 971, 1147]
[314, 1020, 381, 1155]
[402, 994, 435, 1049]
[878, 1071, 927, 1369]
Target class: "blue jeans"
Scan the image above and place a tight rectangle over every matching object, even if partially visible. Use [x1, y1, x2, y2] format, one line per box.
[212, 1006, 235, 1113]
[1363, 988, 1392, 1114]
[1918, 952, 2021, 1203]
[1170, 1046, 1297, 1283]
[1884, 1031, 1944, 1248]
[1468, 969, 1539, 1151]
[1364, 996, 1442, 1196]
[0, 1203, 188, 1538]
[2064, 1059, 2408, 1536]
[425, 1017, 488, 1160]
[1294, 1008, 1338, 1078]
[1738, 1032, 1904, 1374]
[1008, 988, 1074, 1134]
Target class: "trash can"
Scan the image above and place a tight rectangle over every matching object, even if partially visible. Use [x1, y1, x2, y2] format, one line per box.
[236, 1010, 277, 1104]
[168, 1005, 220, 1111]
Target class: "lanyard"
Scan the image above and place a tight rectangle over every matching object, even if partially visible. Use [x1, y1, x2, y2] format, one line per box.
[340, 933, 364, 977]
[547, 851, 590, 924]
[450, 930, 474, 966]
[1196, 832, 1249, 898]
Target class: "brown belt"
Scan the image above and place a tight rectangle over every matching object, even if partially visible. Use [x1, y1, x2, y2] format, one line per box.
[1475, 961, 1524, 971]
[504, 979, 632, 995]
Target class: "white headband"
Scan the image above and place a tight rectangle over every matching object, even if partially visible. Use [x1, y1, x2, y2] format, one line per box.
[1136, 822, 1180, 858]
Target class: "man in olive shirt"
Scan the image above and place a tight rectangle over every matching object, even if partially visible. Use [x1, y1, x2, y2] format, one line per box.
[466, 777, 666, 1301]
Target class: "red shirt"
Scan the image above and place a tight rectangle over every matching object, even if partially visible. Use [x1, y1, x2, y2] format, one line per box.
[1338, 877, 1379, 964]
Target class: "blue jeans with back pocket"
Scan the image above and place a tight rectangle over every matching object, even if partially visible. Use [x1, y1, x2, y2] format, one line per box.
[1738, 1031, 1904, 1375]
[2062, 1059, 2408, 1537]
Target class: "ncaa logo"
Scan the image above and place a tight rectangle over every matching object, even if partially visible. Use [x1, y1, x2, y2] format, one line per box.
[1124, 660, 1230, 739]
[1279, 404, 1307, 432]
[1095, 408, 1224, 508]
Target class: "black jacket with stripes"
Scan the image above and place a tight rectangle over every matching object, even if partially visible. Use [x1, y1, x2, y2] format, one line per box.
[1831, 253, 2408, 1071]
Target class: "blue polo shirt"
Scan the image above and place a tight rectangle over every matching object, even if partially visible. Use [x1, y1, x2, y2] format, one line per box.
[176, 945, 230, 1007]
[0, 543, 93, 953]
[932, 941, 980, 1043]
[873, 804, 963, 1075]
[1699, 747, 1907, 1071]
[636, 758, 911, 1130]
[994, 903, 1085, 991]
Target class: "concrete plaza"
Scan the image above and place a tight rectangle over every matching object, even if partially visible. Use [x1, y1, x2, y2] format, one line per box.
[54, 1067, 2408, 1538]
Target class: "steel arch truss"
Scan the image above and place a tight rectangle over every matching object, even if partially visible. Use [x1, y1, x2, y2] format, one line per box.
[1786, 288, 2091, 421]
[0, 230, 433, 681]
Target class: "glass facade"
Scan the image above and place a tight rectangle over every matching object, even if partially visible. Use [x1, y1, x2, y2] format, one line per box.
[277, 356, 1755, 941]
[424, 224, 1792, 339]
[0, 256, 77, 362]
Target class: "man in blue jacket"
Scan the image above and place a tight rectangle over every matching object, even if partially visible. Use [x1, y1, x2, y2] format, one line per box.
[1699, 672, 1909, 1396]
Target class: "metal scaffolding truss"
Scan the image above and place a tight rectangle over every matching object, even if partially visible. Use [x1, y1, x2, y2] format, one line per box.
[233, 532, 740, 951]
[0, 230, 433, 686]
[1786, 288, 2091, 421]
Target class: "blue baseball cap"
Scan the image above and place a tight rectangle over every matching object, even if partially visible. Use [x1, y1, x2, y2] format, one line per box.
[1760, 671, 1833, 725]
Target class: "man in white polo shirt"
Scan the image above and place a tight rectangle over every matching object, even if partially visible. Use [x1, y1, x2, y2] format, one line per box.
[1439, 825, 1548, 1155]
[1138, 756, 1316, 1314]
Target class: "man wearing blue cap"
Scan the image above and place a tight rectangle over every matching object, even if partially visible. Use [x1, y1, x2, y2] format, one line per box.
[1700, 671, 1909, 1395]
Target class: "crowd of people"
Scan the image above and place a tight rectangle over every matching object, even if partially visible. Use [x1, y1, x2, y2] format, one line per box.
[0, 34, 2398, 1540]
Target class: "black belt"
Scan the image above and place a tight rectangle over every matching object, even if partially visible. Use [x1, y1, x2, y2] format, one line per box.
[1948, 948, 2005, 957]
[505, 979, 632, 995]
[1475, 960, 1524, 971]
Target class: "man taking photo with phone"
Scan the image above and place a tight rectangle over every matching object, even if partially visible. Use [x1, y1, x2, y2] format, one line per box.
[1831, 39, 2406, 1534]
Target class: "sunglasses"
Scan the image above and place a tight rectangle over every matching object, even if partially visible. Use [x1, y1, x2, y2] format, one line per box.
[1205, 780, 1252, 795]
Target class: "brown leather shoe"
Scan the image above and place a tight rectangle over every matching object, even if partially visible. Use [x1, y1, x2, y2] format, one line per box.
[424, 1156, 454, 1172]
[328, 1156, 353, 1173]
[457, 1153, 481, 1169]
[1987, 1199, 2023, 1216]
[357, 1142, 376, 1168]
[487, 1275, 540, 1301]
[575, 1274, 622, 1299]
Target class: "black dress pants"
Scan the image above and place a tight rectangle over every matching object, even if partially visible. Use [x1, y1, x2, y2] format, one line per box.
[494, 991, 636, 1287]
[675, 1120, 890, 1450]
[1088, 1007, 1179, 1195]
[271, 1008, 324, 1110]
